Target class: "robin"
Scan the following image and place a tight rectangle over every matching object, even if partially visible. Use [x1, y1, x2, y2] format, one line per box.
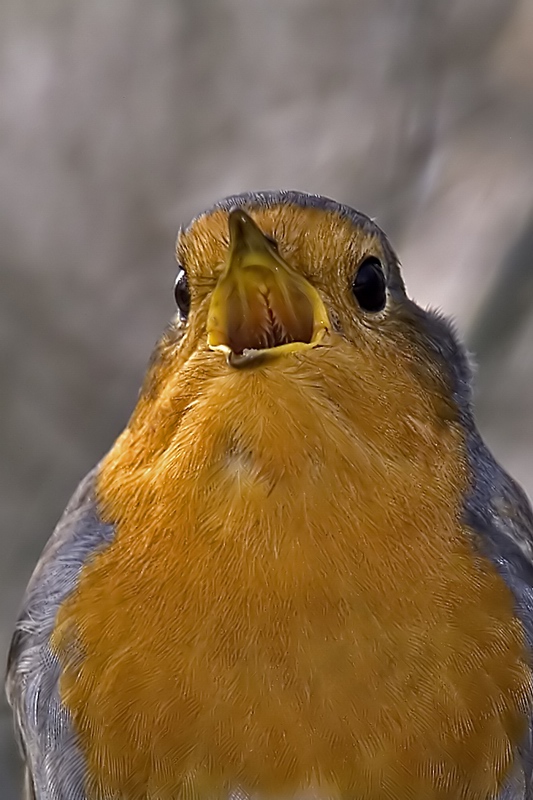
[7, 191, 533, 800]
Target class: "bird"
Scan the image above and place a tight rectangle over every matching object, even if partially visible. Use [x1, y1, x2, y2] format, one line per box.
[6, 190, 533, 800]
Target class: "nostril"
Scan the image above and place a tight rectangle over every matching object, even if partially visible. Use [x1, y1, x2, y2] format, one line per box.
[328, 308, 344, 334]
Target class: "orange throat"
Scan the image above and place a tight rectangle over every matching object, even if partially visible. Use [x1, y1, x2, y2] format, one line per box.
[52, 351, 532, 800]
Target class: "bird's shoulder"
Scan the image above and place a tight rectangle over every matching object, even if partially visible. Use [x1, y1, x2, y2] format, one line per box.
[6, 465, 114, 799]
[474, 456, 533, 798]
[465, 428, 533, 608]
[465, 423, 533, 797]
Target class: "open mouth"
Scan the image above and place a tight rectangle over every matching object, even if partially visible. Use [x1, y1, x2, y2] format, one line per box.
[207, 209, 329, 367]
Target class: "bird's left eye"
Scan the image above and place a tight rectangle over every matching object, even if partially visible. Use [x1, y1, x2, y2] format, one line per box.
[351, 257, 387, 313]
[174, 268, 190, 319]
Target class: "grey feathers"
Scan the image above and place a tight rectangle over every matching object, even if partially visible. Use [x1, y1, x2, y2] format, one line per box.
[6, 468, 115, 800]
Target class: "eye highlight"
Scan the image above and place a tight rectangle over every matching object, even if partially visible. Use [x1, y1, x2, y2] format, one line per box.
[173, 268, 190, 319]
[351, 257, 387, 313]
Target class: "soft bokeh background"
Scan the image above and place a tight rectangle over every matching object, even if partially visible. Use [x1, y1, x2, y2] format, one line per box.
[1, 1, 533, 794]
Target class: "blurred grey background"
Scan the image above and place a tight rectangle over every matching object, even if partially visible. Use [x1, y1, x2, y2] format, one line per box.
[1, 0, 533, 795]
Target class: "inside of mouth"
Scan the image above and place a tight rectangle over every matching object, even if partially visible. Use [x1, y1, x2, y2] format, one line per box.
[225, 279, 315, 356]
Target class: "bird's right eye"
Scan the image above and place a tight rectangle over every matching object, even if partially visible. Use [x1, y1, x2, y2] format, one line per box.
[351, 257, 387, 313]
[174, 268, 190, 319]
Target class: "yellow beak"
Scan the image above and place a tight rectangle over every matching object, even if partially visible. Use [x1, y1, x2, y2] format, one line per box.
[207, 209, 330, 366]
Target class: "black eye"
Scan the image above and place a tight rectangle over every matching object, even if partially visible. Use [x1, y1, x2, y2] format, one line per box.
[351, 257, 387, 313]
[173, 268, 190, 319]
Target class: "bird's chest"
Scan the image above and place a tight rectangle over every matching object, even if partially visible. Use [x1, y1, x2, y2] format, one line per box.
[52, 481, 531, 800]
[53, 394, 531, 800]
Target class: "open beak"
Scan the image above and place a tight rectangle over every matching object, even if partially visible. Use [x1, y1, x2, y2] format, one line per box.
[207, 209, 330, 367]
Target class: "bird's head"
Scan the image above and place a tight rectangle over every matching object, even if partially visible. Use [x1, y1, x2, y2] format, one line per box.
[175, 193, 405, 369]
[144, 189, 461, 412]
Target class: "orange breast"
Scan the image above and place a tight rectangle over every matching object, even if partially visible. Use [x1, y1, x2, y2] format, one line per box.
[52, 350, 532, 800]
